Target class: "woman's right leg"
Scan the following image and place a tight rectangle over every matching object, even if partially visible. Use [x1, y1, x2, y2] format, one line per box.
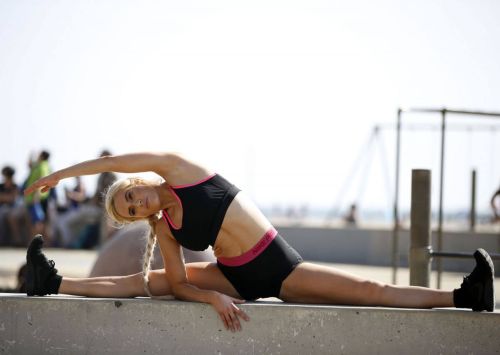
[59, 262, 240, 298]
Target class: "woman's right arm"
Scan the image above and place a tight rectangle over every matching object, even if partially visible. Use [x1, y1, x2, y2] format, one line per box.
[24, 152, 182, 196]
[154, 222, 249, 332]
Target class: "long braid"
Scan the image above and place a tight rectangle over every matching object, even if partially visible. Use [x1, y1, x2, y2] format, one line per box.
[141, 218, 157, 297]
[104, 177, 172, 299]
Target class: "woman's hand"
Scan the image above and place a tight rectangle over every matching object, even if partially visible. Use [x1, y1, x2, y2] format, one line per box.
[210, 292, 250, 332]
[24, 173, 60, 196]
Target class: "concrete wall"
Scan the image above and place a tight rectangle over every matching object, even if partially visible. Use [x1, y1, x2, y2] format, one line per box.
[1, 294, 499, 354]
[277, 225, 500, 274]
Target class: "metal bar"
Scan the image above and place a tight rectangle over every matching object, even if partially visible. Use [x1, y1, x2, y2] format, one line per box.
[391, 108, 402, 285]
[436, 109, 446, 289]
[441, 109, 500, 117]
[401, 107, 500, 117]
[410, 169, 432, 287]
[432, 251, 500, 260]
[470, 170, 476, 231]
[376, 123, 500, 132]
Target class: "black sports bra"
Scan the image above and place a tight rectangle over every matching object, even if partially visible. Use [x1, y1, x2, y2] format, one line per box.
[161, 174, 240, 251]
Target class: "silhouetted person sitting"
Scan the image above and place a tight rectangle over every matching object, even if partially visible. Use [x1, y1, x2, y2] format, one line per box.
[491, 186, 500, 223]
[343, 203, 358, 226]
[0, 166, 19, 245]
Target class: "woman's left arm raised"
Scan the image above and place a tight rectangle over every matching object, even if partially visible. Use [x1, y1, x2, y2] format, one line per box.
[24, 152, 185, 196]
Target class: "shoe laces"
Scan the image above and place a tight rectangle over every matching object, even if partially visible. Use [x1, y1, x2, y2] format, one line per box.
[45, 259, 58, 275]
[460, 275, 472, 287]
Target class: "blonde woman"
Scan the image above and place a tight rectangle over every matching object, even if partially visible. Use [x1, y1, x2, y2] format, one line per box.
[24, 152, 495, 332]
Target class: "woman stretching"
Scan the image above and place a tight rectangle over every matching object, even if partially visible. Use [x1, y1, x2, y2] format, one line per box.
[24, 152, 495, 332]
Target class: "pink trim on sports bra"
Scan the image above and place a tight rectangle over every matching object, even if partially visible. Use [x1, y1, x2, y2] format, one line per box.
[217, 228, 278, 267]
[161, 174, 216, 230]
[161, 186, 182, 230]
[170, 173, 217, 189]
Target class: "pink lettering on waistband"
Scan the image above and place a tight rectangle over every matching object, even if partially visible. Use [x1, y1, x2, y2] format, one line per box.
[217, 228, 277, 267]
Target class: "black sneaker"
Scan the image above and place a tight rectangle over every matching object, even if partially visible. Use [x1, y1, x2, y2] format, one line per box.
[26, 235, 62, 296]
[453, 248, 495, 312]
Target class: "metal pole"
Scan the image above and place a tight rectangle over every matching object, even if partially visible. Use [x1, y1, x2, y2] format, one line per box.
[470, 169, 477, 231]
[392, 108, 402, 284]
[410, 169, 432, 287]
[436, 109, 446, 289]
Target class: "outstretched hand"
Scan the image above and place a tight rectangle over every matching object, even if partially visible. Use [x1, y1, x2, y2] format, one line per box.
[24, 174, 60, 196]
[211, 292, 250, 332]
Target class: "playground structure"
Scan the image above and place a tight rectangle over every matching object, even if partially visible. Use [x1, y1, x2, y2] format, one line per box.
[329, 110, 500, 225]
[327, 107, 500, 286]
[393, 108, 500, 287]
[326, 108, 500, 288]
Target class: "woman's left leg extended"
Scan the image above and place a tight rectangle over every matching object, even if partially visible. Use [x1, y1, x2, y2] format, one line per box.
[279, 262, 453, 308]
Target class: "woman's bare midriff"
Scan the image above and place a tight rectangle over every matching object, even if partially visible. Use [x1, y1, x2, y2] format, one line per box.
[212, 192, 273, 259]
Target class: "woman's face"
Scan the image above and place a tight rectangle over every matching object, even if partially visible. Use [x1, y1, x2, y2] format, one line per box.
[113, 184, 161, 220]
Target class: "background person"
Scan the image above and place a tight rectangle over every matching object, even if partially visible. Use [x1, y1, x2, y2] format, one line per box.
[64, 176, 87, 211]
[24, 150, 52, 242]
[0, 166, 19, 245]
[343, 203, 358, 226]
[53, 150, 117, 248]
[491, 186, 500, 223]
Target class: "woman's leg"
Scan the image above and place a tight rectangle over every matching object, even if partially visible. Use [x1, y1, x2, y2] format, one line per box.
[185, 262, 241, 298]
[280, 262, 453, 308]
[59, 273, 148, 298]
[27, 234, 240, 298]
[59, 262, 240, 298]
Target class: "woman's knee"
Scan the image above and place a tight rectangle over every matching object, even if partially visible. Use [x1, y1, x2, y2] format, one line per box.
[117, 272, 145, 296]
[147, 269, 171, 296]
[358, 280, 387, 304]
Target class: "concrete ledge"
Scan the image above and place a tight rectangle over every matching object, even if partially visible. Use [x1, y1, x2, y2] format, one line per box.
[1, 294, 499, 354]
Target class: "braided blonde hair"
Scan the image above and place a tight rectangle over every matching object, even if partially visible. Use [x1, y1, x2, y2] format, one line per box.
[104, 177, 160, 297]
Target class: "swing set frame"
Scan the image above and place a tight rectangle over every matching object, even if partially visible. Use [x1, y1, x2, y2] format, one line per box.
[392, 107, 500, 287]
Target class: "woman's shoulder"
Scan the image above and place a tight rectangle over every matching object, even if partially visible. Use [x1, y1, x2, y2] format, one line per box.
[163, 154, 215, 186]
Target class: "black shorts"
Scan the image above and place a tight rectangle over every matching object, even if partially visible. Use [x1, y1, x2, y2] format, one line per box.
[217, 234, 303, 300]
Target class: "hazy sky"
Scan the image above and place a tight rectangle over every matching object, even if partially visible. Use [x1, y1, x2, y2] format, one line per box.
[1, 0, 499, 217]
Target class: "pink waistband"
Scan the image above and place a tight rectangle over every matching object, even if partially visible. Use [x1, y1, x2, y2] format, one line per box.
[217, 228, 277, 267]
